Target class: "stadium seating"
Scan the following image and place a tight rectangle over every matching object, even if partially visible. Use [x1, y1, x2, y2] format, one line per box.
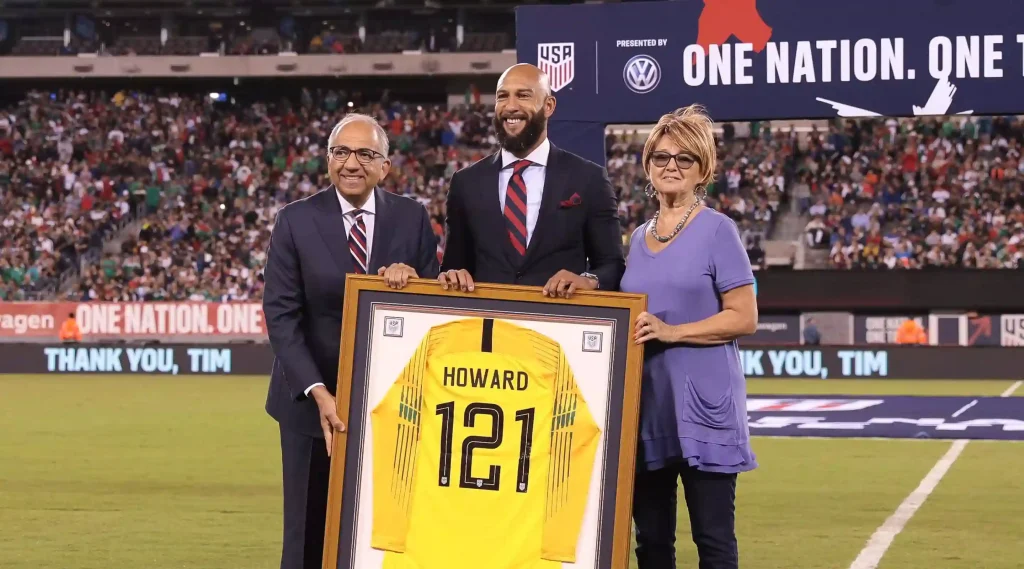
[800, 117, 1024, 269]
[3, 12, 512, 57]
[0, 89, 145, 300]
[2, 88, 1021, 303]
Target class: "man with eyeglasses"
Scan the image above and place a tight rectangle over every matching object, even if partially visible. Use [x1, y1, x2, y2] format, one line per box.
[262, 113, 439, 569]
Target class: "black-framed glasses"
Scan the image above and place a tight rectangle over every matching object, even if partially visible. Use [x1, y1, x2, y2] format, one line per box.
[327, 145, 386, 164]
[649, 151, 698, 170]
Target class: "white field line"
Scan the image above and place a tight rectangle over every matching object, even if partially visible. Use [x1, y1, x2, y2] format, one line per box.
[847, 380, 1022, 569]
[951, 399, 978, 418]
[750, 435, 1023, 442]
[847, 439, 968, 569]
[1000, 380, 1023, 397]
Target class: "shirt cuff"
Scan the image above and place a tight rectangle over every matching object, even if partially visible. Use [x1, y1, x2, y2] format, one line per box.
[304, 382, 325, 397]
[717, 276, 756, 294]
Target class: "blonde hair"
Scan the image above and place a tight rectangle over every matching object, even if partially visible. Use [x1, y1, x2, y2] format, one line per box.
[641, 104, 717, 189]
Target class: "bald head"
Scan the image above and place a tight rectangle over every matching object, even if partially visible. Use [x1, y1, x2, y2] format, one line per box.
[497, 64, 552, 99]
[493, 63, 557, 157]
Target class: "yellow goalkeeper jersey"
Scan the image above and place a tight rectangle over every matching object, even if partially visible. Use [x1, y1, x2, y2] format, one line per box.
[370, 317, 601, 569]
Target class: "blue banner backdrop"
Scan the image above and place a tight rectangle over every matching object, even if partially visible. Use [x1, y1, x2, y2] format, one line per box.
[516, 0, 1024, 164]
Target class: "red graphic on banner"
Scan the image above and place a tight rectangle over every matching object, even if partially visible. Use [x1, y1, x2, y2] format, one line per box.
[0, 302, 266, 340]
[696, 0, 773, 61]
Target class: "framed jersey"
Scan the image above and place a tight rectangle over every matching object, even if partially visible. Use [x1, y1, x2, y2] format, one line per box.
[323, 275, 646, 569]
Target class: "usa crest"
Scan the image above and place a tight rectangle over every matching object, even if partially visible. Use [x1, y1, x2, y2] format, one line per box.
[383, 316, 404, 337]
[537, 42, 575, 92]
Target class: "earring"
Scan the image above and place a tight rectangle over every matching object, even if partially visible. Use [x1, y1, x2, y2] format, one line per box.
[695, 185, 708, 202]
[644, 183, 656, 199]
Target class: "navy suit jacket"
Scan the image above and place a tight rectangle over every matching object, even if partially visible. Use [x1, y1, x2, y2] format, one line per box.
[440, 144, 625, 289]
[262, 186, 440, 436]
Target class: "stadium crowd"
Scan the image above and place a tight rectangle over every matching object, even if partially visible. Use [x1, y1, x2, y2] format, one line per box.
[0, 89, 142, 301]
[1, 88, 784, 302]
[801, 116, 1024, 269]
[1, 88, 1019, 302]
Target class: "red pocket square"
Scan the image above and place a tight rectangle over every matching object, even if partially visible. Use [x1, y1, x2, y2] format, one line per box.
[559, 193, 583, 208]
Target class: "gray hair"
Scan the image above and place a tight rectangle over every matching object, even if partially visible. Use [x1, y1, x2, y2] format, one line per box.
[328, 113, 390, 156]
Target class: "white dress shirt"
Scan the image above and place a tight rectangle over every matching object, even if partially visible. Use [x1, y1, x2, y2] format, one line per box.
[498, 137, 549, 246]
[303, 188, 377, 398]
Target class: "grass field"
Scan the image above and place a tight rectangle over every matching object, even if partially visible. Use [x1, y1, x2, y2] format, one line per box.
[1, 375, 1021, 569]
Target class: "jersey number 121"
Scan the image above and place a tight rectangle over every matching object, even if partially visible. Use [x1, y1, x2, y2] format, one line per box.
[435, 401, 535, 493]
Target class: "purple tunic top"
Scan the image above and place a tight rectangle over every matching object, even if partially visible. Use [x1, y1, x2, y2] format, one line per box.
[620, 208, 757, 474]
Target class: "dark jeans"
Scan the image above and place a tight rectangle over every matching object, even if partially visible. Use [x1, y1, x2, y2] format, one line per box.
[633, 461, 739, 569]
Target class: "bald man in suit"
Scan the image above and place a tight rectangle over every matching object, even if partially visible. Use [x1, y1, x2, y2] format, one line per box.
[439, 64, 625, 296]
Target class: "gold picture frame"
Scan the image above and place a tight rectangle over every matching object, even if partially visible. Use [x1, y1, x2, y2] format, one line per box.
[323, 275, 646, 569]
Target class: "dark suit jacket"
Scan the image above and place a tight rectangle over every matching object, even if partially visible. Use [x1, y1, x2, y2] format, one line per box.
[262, 186, 440, 436]
[440, 144, 625, 289]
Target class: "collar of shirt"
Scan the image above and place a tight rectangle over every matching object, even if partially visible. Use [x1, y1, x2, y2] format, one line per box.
[336, 187, 376, 218]
[500, 137, 550, 169]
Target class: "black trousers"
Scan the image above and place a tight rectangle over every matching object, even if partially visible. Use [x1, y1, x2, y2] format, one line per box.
[632, 461, 739, 569]
[279, 425, 332, 569]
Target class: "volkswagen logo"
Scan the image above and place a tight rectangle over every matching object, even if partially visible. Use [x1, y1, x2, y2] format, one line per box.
[623, 54, 661, 94]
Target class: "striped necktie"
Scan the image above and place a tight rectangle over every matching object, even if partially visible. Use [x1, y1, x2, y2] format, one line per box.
[348, 210, 368, 274]
[503, 159, 532, 257]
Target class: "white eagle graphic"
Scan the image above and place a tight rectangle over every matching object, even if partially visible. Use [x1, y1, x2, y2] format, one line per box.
[816, 74, 974, 118]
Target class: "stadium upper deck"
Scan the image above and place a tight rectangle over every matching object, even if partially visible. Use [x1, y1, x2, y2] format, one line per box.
[0, 0, 527, 57]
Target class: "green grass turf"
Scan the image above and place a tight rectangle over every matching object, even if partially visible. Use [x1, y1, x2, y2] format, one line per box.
[879, 441, 1024, 569]
[0, 375, 281, 569]
[1, 375, 1021, 569]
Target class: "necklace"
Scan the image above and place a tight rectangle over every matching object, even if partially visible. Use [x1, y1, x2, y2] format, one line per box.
[649, 198, 702, 243]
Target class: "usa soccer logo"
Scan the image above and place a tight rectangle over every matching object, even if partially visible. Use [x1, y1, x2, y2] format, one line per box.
[537, 42, 575, 92]
[383, 316, 404, 338]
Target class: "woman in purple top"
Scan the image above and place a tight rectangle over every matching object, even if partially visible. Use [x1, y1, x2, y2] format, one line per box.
[621, 105, 759, 569]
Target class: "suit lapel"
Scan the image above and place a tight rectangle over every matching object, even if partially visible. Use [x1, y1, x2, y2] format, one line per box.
[368, 188, 394, 273]
[481, 152, 523, 267]
[524, 145, 569, 263]
[311, 187, 355, 275]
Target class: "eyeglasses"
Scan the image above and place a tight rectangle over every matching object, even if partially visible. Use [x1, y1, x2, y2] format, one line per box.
[327, 145, 385, 164]
[649, 151, 698, 170]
